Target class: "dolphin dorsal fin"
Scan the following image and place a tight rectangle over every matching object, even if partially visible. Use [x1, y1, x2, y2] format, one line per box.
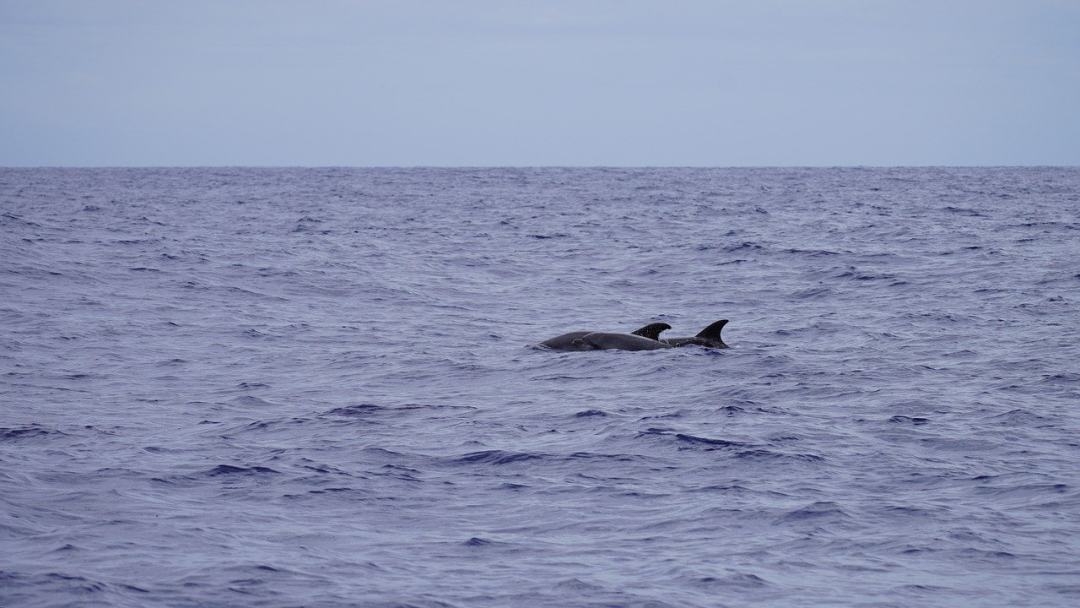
[631, 322, 671, 341]
[695, 319, 729, 341]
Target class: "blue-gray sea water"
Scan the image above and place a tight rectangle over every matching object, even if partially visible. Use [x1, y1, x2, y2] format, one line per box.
[2, 167, 1079, 607]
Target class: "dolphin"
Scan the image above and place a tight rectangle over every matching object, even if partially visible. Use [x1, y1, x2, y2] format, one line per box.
[658, 319, 729, 349]
[540, 322, 672, 351]
[571, 331, 673, 351]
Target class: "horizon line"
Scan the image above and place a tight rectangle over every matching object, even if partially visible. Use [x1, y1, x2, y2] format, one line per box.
[3, 164, 1079, 170]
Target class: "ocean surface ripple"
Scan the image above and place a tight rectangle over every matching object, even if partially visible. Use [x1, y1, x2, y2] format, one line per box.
[2, 167, 1079, 607]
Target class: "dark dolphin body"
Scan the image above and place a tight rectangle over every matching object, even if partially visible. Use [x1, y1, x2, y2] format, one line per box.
[572, 331, 673, 351]
[540, 323, 671, 351]
[660, 319, 729, 349]
[539, 320, 729, 351]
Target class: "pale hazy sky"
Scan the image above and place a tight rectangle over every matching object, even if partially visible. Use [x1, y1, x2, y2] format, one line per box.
[2, 0, 1078, 166]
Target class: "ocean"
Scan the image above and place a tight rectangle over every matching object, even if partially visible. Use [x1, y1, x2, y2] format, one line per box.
[2, 167, 1079, 607]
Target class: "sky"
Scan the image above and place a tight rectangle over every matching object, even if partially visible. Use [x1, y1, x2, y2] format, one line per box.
[1, 0, 1078, 166]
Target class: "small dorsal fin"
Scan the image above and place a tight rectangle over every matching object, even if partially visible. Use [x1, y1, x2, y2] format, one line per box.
[631, 322, 671, 341]
[695, 319, 729, 341]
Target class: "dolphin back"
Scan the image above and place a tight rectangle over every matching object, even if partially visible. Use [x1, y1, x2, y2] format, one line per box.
[538, 331, 593, 350]
[578, 332, 673, 351]
[661, 319, 729, 348]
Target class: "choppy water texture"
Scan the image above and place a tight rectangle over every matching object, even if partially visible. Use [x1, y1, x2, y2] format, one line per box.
[2, 167, 1080, 607]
